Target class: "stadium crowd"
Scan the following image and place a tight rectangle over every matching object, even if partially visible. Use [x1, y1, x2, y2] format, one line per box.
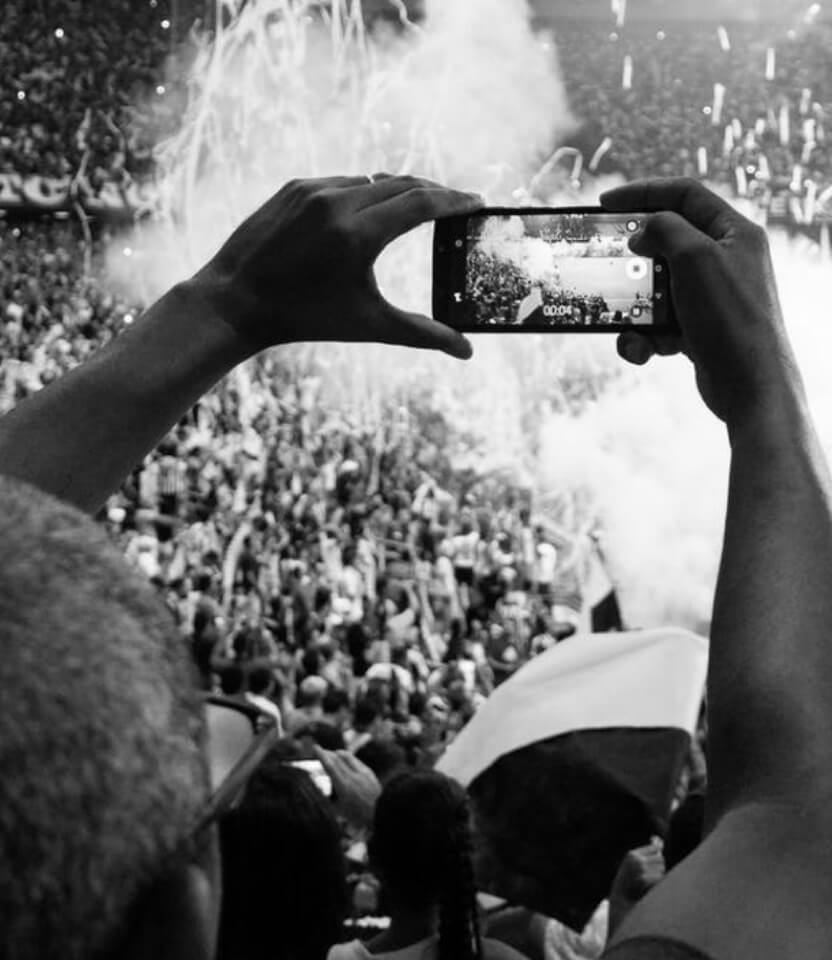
[8, 4, 832, 960]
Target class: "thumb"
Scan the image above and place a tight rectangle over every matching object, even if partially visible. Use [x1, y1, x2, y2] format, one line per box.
[629, 210, 710, 261]
[380, 300, 473, 360]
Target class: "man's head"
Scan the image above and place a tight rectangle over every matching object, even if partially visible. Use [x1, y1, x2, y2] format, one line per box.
[0, 476, 215, 960]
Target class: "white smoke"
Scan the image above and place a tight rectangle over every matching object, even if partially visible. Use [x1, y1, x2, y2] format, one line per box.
[110, 0, 832, 633]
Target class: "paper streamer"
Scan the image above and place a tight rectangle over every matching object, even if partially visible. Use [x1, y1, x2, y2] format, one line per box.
[723, 125, 734, 156]
[756, 117, 766, 136]
[805, 179, 817, 225]
[801, 88, 812, 115]
[712, 83, 725, 126]
[757, 154, 770, 180]
[717, 25, 730, 51]
[766, 47, 776, 81]
[736, 165, 748, 197]
[791, 163, 803, 192]
[732, 117, 742, 138]
[821, 224, 830, 261]
[588, 136, 613, 172]
[697, 146, 708, 176]
[780, 103, 790, 146]
[622, 54, 633, 91]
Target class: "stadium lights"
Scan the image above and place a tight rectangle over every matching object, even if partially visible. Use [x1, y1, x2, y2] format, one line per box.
[123, 247, 133, 257]
[656, 30, 666, 40]
[54, 27, 65, 39]
[156, 85, 166, 95]
[16, 90, 25, 101]
[161, 18, 171, 29]
[609, 32, 619, 42]
[703, 106, 712, 116]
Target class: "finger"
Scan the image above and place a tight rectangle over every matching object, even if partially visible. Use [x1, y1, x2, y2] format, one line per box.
[378, 300, 473, 360]
[617, 332, 654, 366]
[360, 186, 485, 253]
[349, 174, 450, 211]
[628, 210, 714, 265]
[599, 176, 739, 241]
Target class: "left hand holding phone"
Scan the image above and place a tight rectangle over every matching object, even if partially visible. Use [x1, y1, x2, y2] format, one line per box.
[190, 174, 483, 359]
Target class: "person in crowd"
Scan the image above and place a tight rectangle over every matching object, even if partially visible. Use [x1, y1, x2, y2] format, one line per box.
[328, 769, 530, 960]
[218, 758, 349, 960]
[2, 165, 832, 960]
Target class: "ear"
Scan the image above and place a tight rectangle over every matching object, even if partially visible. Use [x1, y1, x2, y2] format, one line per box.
[120, 835, 221, 960]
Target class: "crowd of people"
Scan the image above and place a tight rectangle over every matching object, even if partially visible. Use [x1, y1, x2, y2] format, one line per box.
[9, 4, 832, 960]
[551, 17, 832, 234]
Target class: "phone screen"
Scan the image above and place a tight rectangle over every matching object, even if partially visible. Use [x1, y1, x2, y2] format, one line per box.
[433, 208, 672, 332]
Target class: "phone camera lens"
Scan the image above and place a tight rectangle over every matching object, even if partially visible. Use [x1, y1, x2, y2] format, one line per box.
[655, 263, 663, 272]
[454, 239, 464, 248]
[626, 219, 640, 232]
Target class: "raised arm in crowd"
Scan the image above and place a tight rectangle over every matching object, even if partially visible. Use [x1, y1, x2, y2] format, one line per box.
[2, 173, 832, 960]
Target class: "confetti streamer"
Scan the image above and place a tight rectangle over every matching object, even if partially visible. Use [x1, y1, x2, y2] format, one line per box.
[765, 47, 776, 81]
[622, 54, 633, 90]
[791, 163, 803, 192]
[805, 179, 817, 225]
[723, 125, 735, 156]
[800, 88, 812, 115]
[588, 136, 613, 172]
[803, 118, 816, 142]
[616, 0, 626, 28]
[712, 83, 725, 126]
[736, 165, 748, 196]
[697, 146, 708, 176]
[758, 154, 770, 180]
[780, 102, 790, 146]
[756, 117, 767, 136]
[732, 117, 742, 138]
[717, 25, 730, 51]
[821, 223, 831, 261]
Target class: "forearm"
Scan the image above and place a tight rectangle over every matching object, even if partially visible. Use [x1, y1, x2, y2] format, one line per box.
[707, 379, 832, 821]
[0, 279, 254, 513]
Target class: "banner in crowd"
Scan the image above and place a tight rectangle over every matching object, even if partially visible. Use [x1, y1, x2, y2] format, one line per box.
[437, 627, 708, 932]
[0, 172, 157, 218]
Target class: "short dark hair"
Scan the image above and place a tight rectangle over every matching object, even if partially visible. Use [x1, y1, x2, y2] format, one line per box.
[247, 664, 274, 696]
[323, 687, 350, 716]
[0, 476, 208, 960]
[355, 739, 407, 784]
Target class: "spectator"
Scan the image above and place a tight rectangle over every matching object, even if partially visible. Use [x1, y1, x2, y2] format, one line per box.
[328, 769, 529, 960]
[218, 758, 349, 960]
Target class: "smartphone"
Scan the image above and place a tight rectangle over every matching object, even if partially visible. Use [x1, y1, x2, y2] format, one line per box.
[433, 207, 675, 332]
[287, 759, 333, 797]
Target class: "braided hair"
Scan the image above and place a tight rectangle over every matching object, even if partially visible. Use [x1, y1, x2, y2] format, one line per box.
[369, 770, 483, 960]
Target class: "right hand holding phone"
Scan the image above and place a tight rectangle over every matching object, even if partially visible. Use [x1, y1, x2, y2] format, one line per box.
[600, 177, 799, 426]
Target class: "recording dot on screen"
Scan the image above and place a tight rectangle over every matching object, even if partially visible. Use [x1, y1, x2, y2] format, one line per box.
[626, 258, 649, 280]
[455, 239, 463, 248]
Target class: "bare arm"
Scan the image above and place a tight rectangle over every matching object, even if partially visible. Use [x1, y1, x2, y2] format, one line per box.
[599, 178, 832, 959]
[0, 176, 481, 513]
[0, 282, 251, 513]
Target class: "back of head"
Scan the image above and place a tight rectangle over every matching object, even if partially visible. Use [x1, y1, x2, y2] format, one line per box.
[369, 770, 481, 960]
[218, 757, 348, 960]
[0, 476, 208, 960]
